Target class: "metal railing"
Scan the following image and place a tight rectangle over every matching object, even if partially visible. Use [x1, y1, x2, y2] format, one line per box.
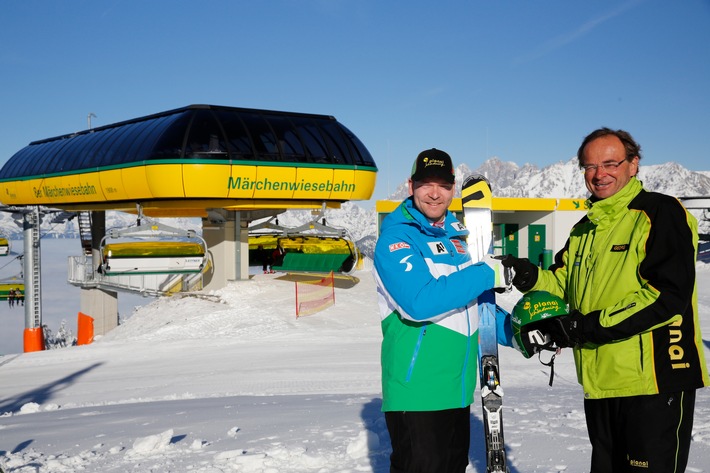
[67, 255, 204, 296]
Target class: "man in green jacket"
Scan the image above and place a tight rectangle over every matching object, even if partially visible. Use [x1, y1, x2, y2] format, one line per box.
[503, 127, 709, 472]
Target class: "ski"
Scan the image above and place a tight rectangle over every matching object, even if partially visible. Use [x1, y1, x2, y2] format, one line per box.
[462, 174, 510, 473]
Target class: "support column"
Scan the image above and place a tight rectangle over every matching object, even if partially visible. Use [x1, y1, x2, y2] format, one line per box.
[23, 207, 43, 352]
[202, 210, 250, 291]
[235, 211, 250, 281]
[79, 287, 118, 336]
[79, 211, 118, 339]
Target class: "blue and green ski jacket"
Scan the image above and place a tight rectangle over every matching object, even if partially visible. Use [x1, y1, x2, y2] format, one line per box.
[373, 197, 510, 412]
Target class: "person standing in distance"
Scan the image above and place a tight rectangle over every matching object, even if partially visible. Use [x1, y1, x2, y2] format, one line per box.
[373, 148, 510, 473]
[502, 128, 709, 472]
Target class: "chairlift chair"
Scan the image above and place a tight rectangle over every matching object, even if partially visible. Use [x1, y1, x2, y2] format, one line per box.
[0, 256, 24, 301]
[248, 207, 359, 274]
[0, 281, 25, 301]
[0, 235, 10, 256]
[98, 216, 209, 277]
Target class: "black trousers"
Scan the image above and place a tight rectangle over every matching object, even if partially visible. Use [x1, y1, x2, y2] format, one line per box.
[584, 390, 696, 473]
[385, 407, 470, 473]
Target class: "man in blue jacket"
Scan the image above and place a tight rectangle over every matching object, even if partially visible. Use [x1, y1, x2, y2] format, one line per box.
[373, 148, 505, 473]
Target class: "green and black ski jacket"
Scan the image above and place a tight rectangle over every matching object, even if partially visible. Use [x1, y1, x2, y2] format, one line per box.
[534, 177, 709, 399]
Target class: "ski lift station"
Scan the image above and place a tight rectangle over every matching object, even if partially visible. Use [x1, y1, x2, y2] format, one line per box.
[376, 197, 589, 268]
[0, 104, 378, 352]
[376, 190, 710, 268]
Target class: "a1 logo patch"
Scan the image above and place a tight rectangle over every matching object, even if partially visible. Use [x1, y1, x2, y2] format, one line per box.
[451, 221, 466, 232]
[427, 241, 448, 255]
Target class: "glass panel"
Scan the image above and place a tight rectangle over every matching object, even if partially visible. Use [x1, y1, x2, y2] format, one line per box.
[36, 140, 62, 174]
[109, 122, 146, 165]
[1, 147, 31, 177]
[337, 123, 376, 167]
[240, 112, 279, 161]
[14, 145, 37, 176]
[128, 116, 168, 161]
[144, 114, 190, 160]
[318, 120, 353, 165]
[9, 143, 48, 176]
[183, 110, 228, 159]
[96, 123, 134, 164]
[85, 127, 119, 168]
[40, 138, 78, 173]
[75, 128, 116, 169]
[264, 115, 306, 163]
[289, 117, 330, 163]
[0, 107, 378, 179]
[124, 115, 171, 162]
[214, 110, 255, 160]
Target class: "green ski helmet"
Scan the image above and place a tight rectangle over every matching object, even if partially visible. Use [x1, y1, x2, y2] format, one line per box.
[511, 291, 568, 358]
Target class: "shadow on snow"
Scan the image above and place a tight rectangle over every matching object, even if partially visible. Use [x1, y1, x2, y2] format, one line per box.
[361, 397, 521, 473]
[0, 362, 104, 415]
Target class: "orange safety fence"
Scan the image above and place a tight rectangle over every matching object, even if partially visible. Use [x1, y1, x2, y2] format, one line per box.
[77, 312, 95, 345]
[295, 271, 335, 318]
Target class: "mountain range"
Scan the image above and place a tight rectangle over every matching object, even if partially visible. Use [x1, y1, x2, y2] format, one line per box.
[1, 157, 708, 260]
[301, 157, 710, 258]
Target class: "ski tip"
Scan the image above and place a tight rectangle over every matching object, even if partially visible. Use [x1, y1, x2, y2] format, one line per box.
[461, 174, 493, 207]
[462, 174, 490, 188]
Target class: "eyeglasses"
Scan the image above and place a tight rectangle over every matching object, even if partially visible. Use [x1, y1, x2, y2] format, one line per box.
[580, 158, 628, 174]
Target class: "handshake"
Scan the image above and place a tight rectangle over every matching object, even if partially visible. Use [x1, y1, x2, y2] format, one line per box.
[482, 254, 538, 293]
[485, 254, 586, 350]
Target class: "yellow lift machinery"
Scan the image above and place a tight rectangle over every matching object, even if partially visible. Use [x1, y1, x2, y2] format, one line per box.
[249, 207, 359, 275]
[98, 207, 209, 277]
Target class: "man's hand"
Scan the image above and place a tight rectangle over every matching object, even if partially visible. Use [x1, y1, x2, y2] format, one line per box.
[500, 255, 538, 292]
[482, 255, 510, 292]
[528, 311, 585, 348]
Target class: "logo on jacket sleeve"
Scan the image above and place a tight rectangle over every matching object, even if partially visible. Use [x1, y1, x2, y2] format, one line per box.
[389, 242, 410, 252]
[451, 239, 467, 254]
[400, 254, 413, 271]
[610, 244, 628, 252]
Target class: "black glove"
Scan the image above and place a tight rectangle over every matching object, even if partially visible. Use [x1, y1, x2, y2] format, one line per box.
[529, 311, 585, 348]
[500, 255, 538, 292]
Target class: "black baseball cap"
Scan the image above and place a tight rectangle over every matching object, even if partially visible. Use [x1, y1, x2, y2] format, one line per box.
[410, 148, 455, 184]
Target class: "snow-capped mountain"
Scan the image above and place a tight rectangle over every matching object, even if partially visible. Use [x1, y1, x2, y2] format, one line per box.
[350, 157, 710, 256]
[0, 210, 203, 240]
[1, 158, 708, 259]
[389, 157, 710, 200]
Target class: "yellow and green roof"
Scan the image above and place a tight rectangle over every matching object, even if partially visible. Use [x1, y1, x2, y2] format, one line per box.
[0, 105, 378, 214]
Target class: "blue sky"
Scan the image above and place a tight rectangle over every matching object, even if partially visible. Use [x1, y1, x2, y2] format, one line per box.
[1, 0, 708, 203]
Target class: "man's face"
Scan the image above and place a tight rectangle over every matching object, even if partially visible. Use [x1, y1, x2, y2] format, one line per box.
[409, 177, 455, 222]
[581, 135, 639, 200]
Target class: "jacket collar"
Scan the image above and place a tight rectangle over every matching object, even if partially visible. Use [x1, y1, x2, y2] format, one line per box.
[586, 177, 643, 227]
[390, 197, 465, 237]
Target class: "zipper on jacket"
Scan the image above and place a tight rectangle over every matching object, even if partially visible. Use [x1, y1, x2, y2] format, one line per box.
[405, 326, 427, 382]
[460, 307, 472, 407]
[608, 302, 637, 317]
[638, 335, 644, 370]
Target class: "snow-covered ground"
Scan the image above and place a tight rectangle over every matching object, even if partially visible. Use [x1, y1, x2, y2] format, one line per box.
[0, 242, 709, 472]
